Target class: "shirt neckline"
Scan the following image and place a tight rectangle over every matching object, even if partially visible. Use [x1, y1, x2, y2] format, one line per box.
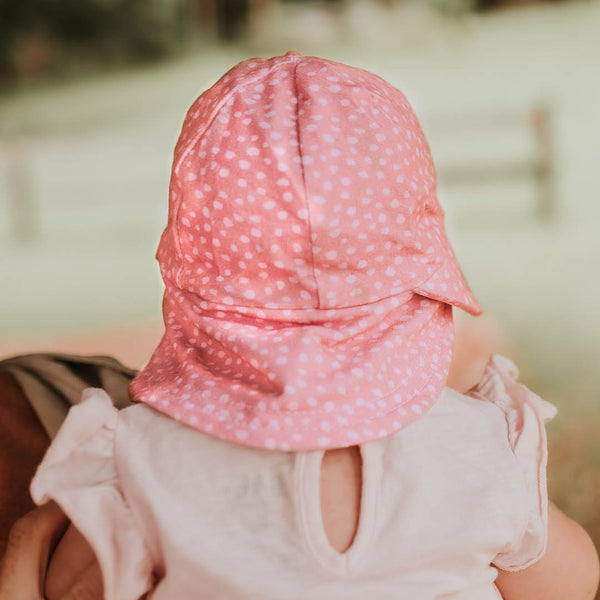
[294, 442, 382, 576]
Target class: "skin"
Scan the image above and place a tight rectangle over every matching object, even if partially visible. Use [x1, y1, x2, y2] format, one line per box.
[495, 502, 600, 600]
[0, 369, 104, 600]
[0, 370, 50, 556]
[0, 501, 102, 600]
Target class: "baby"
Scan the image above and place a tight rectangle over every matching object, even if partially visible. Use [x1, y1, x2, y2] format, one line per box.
[30, 52, 599, 599]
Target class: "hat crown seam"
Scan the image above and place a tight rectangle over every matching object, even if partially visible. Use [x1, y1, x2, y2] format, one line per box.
[292, 59, 321, 309]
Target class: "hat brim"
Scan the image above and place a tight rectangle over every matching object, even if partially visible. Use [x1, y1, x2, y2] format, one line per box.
[413, 233, 482, 316]
[130, 292, 456, 451]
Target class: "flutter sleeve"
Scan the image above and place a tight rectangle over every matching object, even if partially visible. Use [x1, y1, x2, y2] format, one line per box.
[30, 389, 155, 600]
[468, 354, 558, 572]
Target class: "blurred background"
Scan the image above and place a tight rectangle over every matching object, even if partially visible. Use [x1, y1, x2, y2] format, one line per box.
[0, 0, 599, 578]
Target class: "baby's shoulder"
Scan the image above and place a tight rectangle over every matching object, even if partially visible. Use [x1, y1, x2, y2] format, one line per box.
[389, 354, 557, 457]
[433, 384, 507, 425]
[115, 399, 271, 472]
[461, 354, 556, 446]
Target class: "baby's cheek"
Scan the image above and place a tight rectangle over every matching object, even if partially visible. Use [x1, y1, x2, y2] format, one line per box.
[448, 315, 512, 392]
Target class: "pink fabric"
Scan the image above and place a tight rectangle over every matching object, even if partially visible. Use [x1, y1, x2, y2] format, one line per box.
[31, 355, 556, 599]
[467, 354, 557, 571]
[130, 52, 481, 450]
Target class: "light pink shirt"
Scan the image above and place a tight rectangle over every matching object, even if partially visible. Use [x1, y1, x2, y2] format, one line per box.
[31, 355, 556, 600]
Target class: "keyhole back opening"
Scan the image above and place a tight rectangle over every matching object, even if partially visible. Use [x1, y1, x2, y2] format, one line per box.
[319, 445, 363, 554]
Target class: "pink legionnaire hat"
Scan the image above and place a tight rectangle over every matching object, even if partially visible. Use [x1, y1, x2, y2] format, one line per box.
[130, 51, 481, 451]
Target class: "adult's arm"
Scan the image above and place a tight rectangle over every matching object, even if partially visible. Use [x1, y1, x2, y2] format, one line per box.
[0, 358, 133, 600]
[0, 352, 137, 548]
[0, 370, 50, 556]
[0, 502, 103, 600]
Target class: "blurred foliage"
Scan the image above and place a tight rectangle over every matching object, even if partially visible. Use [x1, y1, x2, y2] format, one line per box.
[0, 0, 191, 83]
[0, 0, 581, 83]
[215, 0, 249, 42]
[427, 0, 477, 13]
[475, 0, 573, 8]
[429, 0, 574, 14]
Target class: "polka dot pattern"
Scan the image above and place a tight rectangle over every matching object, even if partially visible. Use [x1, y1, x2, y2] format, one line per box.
[130, 52, 481, 451]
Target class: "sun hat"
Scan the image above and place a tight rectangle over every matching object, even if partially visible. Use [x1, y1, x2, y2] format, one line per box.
[129, 51, 481, 451]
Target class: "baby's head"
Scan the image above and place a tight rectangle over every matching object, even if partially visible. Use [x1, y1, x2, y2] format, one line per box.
[130, 52, 480, 450]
